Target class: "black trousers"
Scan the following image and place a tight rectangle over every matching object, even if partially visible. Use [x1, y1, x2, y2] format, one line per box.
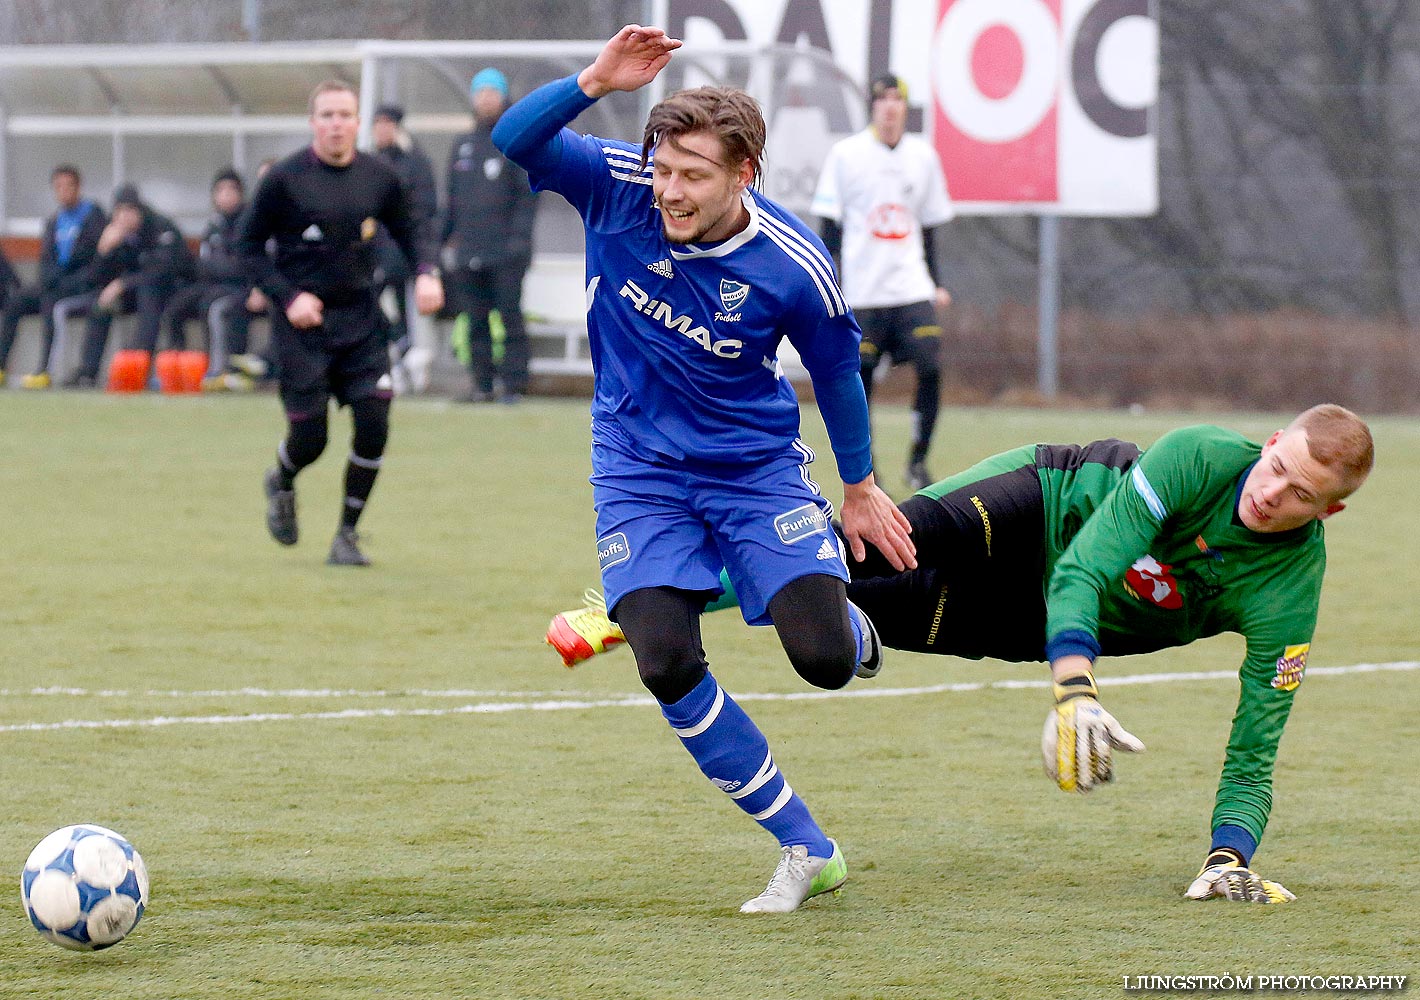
[857, 300, 943, 463]
[450, 258, 531, 395]
[0, 276, 96, 373]
[76, 276, 184, 379]
[161, 282, 249, 354]
[843, 467, 1050, 661]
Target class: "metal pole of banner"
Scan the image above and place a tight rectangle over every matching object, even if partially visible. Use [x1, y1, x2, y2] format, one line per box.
[1037, 214, 1060, 399]
[242, 0, 262, 43]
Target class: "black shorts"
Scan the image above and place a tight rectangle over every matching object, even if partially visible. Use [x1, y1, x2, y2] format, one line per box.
[845, 461, 1048, 661]
[856, 300, 941, 367]
[272, 296, 390, 417]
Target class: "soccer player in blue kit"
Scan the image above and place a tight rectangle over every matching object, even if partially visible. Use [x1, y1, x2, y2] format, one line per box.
[494, 25, 916, 912]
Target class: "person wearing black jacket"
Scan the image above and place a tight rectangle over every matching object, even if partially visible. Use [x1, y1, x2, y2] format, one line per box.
[160, 168, 256, 364]
[238, 80, 443, 567]
[370, 104, 438, 361]
[67, 185, 195, 387]
[0, 245, 18, 313]
[0, 164, 107, 388]
[442, 67, 537, 403]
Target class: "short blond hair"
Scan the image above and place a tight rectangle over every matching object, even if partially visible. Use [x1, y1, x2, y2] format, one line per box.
[308, 80, 358, 115]
[1286, 404, 1374, 497]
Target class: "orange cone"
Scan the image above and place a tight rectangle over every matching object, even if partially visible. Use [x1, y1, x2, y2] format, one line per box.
[155, 350, 184, 394]
[178, 351, 208, 393]
[106, 350, 150, 393]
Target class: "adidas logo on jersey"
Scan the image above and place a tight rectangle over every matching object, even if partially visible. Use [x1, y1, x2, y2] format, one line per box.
[816, 538, 839, 561]
[301, 224, 323, 241]
[647, 259, 674, 278]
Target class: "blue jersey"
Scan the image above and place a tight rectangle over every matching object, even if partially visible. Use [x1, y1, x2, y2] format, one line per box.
[495, 76, 873, 480]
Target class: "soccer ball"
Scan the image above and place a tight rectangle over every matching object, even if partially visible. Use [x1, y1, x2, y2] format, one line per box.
[20, 824, 149, 951]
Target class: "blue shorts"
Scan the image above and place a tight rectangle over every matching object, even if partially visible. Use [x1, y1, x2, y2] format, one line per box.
[590, 443, 848, 626]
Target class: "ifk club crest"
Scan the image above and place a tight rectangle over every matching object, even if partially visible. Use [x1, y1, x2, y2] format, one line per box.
[719, 279, 749, 314]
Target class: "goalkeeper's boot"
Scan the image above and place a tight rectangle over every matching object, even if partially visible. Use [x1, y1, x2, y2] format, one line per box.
[327, 526, 371, 567]
[849, 601, 883, 679]
[740, 840, 847, 914]
[263, 466, 298, 546]
[546, 590, 626, 667]
[21, 371, 51, 390]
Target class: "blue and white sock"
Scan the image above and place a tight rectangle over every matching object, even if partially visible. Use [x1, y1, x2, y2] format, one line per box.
[661, 672, 833, 858]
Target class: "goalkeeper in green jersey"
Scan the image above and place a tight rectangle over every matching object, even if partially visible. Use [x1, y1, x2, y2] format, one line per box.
[546, 404, 1375, 903]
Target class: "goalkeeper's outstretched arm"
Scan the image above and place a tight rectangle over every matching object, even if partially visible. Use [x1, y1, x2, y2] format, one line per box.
[1040, 653, 1144, 794]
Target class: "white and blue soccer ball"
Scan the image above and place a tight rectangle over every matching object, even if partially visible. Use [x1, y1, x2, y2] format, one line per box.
[20, 824, 149, 951]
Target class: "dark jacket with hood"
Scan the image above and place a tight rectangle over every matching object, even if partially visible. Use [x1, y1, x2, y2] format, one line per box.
[94, 192, 194, 290]
[442, 115, 536, 269]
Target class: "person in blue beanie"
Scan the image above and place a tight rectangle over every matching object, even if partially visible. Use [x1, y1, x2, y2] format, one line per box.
[441, 66, 536, 403]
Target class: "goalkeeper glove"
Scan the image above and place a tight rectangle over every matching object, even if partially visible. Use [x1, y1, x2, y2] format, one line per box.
[1041, 670, 1145, 793]
[1184, 849, 1296, 903]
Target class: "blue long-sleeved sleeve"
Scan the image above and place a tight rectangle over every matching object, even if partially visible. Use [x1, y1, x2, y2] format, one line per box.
[491, 74, 597, 175]
[812, 371, 874, 484]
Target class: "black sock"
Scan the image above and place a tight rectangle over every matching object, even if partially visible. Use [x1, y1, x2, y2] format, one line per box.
[277, 412, 329, 490]
[341, 453, 382, 529]
[275, 450, 297, 490]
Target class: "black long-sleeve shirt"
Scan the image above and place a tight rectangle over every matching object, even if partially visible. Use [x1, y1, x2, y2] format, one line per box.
[195, 207, 249, 286]
[237, 147, 436, 309]
[0, 244, 18, 294]
[442, 120, 537, 268]
[374, 140, 438, 231]
[93, 209, 194, 291]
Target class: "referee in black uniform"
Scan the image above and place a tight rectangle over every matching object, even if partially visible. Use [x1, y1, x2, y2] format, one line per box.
[239, 80, 444, 566]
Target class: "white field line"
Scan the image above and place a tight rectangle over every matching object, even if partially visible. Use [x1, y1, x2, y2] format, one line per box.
[0, 687, 587, 699]
[0, 661, 1415, 735]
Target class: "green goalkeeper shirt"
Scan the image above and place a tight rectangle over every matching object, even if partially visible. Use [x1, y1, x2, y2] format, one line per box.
[1044, 424, 1325, 845]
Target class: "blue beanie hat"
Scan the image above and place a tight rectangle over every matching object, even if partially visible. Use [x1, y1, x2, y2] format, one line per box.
[471, 67, 508, 98]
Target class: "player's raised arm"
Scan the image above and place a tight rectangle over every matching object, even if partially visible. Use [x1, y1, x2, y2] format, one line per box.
[492, 25, 678, 182]
[1038, 442, 1178, 795]
[576, 24, 682, 98]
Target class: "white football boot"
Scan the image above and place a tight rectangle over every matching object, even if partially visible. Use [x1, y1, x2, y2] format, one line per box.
[739, 839, 847, 914]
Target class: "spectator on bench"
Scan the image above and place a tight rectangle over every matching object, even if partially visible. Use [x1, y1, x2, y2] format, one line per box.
[0, 164, 107, 389]
[66, 185, 194, 389]
[0, 243, 17, 315]
[159, 168, 264, 391]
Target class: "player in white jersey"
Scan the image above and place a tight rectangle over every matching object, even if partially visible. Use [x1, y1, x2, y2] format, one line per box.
[812, 74, 954, 491]
[494, 25, 915, 913]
